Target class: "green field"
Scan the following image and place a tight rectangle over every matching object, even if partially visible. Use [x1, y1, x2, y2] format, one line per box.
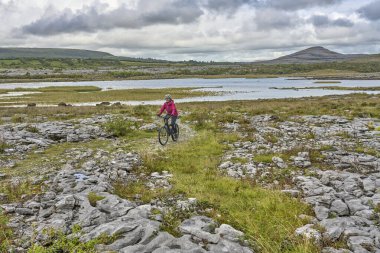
[1, 55, 380, 83]
[0, 86, 215, 106]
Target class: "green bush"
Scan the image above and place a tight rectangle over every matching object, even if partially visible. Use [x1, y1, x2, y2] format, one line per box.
[133, 104, 148, 117]
[11, 115, 24, 123]
[104, 117, 138, 137]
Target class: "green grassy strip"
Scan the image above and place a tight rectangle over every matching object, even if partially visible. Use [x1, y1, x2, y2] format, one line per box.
[0, 86, 214, 104]
[144, 131, 318, 253]
[0, 211, 13, 252]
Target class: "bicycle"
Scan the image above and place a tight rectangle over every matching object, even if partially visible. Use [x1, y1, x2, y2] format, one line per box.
[158, 115, 179, 146]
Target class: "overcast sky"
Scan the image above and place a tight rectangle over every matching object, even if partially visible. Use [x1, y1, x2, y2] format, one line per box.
[1, 0, 380, 61]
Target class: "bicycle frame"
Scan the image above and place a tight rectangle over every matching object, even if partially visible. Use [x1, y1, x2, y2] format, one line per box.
[159, 115, 173, 132]
[157, 115, 179, 145]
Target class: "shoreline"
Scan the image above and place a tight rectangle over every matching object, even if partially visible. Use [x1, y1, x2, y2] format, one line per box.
[1, 93, 379, 109]
[2, 74, 380, 84]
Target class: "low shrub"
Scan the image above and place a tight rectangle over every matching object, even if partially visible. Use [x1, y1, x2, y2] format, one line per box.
[104, 117, 138, 137]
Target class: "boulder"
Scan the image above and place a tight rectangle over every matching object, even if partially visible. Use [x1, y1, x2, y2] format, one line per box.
[330, 199, 349, 216]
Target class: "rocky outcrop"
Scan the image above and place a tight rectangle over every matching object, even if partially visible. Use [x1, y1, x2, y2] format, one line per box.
[0, 115, 253, 252]
[218, 114, 380, 253]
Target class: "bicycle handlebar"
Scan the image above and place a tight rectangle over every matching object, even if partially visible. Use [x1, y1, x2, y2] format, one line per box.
[157, 114, 179, 118]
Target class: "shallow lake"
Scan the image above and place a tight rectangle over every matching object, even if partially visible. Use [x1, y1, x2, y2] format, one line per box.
[1, 78, 380, 105]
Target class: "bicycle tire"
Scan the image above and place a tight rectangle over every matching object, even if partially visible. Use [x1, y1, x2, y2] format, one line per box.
[171, 124, 179, 141]
[158, 126, 169, 146]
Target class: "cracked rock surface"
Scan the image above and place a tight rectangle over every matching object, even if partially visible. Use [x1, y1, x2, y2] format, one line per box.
[219, 115, 380, 253]
[1, 115, 253, 253]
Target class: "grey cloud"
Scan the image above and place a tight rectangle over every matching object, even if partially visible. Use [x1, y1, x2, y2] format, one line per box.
[358, 0, 380, 21]
[22, 0, 203, 35]
[264, 0, 341, 10]
[333, 18, 354, 27]
[204, 0, 256, 12]
[0, 0, 15, 11]
[203, 0, 341, 12]
[254, 9, 298, 30]
[310, 14, 353, 27]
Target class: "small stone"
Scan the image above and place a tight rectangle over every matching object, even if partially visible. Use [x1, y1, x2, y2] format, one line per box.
[55, 195, 77, 210]
[272, 156, 288, 169]
[347, 236, 375, 252]
[314, 205, 329, 220]
[346, 199, 368, 215]
[295, 224, 322, 244]
[0, 204, 16, 213]
[15, 208, 34, 215]
[330, 199, 349, 216]
[362, 178, 376, 192]
[217, 224, 244, 242]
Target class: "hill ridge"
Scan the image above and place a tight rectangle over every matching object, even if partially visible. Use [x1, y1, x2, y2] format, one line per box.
[0, 47, 114, 59]
[262, 46, 366, 64]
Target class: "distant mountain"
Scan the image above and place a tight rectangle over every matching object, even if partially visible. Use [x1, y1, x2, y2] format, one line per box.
[0, 48, 115, 59]
[261, 46, 367, 64]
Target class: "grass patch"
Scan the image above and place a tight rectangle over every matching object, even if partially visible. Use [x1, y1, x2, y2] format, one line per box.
[353, 144, 379, 157]
[0, 86, 214, 105]
[11, 115, 24, 123]
[263, 133, 279, 143]
[113, 181, 165, 203]
[0, 211, 13, 252]
[87, 192, 105, 207]
[0, 179, 44, 204]
[25, 125, 39, 133]
[104, 117, 139, 137]
[1, 93, 379, 121]
[182, 111, 216, 130]
[28, 225, 119, 253]
[335, 131, 351, 139]
[179, 94, 380, 119]
[0, 138, 9, 154]
[141, 131, 318, 252]
[319, 145, 337, 152]
[253, 153, 275, 163]
[231, 157, 249, 164]
[158, 200, 216, 238]
[2, 139, 112, 178]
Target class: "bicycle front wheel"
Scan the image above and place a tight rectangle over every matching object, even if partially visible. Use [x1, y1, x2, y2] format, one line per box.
[158, 126, 169, 145]
[171, 124, 179, 141]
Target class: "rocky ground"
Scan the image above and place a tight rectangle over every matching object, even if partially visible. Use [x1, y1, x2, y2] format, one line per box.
[219, 115, 380, 253]
[0, 115, 252, 252]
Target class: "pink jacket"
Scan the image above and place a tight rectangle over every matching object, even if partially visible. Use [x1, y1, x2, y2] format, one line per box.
[159, 100, 178, 116]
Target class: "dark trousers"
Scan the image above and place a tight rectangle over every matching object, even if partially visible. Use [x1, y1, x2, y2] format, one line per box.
[165, 115, 177, 131]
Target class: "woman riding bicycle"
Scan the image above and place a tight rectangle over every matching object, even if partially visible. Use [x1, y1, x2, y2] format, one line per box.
[157, 94, 178, 133]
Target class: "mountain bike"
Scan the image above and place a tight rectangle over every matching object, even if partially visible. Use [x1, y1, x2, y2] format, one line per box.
[158, 115, 179, 146]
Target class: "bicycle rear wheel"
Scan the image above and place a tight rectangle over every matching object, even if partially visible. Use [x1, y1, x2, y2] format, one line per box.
[158, 126, 169, 145]
[171, 124, 179, 141]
